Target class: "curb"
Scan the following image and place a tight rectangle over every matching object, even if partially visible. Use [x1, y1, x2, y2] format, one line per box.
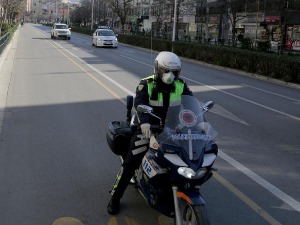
[0, 27, 19, 133]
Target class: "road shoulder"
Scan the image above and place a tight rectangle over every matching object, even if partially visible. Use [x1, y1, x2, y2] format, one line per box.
[0, 28, 19, 133]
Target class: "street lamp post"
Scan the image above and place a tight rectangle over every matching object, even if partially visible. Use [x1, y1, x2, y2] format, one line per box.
[255, 0, 260, 45]
[172, 0, 178, 52]
[67, 1, 70, 25]
[56, 0, 58, 22]
[91, 0, 95, 30]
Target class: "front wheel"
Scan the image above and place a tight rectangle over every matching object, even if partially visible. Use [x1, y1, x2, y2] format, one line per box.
[179, 202, 210, 225]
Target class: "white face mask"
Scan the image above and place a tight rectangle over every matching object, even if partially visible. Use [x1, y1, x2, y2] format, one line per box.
[161, 71, 175, 84]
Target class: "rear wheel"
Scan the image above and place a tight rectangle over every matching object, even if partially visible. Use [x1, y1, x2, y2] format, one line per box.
[179, 202, 210, 225]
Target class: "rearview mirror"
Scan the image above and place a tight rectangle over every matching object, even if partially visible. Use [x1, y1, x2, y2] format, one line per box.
[137, 105, 162, 126]
[203, 101, 214, 112]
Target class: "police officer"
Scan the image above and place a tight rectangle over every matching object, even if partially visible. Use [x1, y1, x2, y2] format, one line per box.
[107, 51, 193, 215]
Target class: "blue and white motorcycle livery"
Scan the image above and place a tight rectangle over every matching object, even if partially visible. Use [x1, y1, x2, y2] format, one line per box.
[107, 95, 218, 225]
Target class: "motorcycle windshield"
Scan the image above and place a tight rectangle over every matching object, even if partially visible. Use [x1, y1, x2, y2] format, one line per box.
[155, 95, 218, 161]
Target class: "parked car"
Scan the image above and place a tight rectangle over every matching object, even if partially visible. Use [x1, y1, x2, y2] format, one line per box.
[92, 28, 118, 48]
[51, 23, 71, 40]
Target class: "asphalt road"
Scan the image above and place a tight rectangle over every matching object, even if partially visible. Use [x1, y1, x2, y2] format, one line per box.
[0, 23, 299, 225]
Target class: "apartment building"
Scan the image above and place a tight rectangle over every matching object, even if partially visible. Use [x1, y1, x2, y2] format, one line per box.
[29, 0, 79, 24]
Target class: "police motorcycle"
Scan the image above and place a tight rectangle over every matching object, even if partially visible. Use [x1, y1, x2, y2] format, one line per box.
[106, 95, 218, 225]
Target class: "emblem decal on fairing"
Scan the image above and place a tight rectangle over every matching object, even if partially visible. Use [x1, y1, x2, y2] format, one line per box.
[179, 110, 197, 127]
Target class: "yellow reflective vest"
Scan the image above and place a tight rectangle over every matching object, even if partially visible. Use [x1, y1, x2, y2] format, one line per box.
[142, 75, 185, 107]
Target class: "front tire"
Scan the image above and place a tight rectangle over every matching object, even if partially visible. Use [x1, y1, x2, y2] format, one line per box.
[179, 202, 210, 225]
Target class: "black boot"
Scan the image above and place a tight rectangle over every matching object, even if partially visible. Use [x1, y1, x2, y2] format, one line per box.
[107, 197, 120, 215]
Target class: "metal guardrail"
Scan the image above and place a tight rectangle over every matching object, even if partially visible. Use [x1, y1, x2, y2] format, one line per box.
[0, 32, 10, 55]
[0, 24, 18, 56]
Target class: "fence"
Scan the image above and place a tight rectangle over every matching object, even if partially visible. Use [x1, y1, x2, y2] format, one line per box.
[0, 24, 18, 56]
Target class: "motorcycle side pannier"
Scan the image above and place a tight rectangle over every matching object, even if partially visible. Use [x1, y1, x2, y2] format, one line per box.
[106, 121, 131, 156]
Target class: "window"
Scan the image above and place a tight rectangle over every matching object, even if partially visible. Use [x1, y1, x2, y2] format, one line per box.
[98, 30, 115, 36]
[56, 25, 68, 29]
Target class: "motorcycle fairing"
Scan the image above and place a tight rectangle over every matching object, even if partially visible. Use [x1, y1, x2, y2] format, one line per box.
[164, 153, 188, 167]
[142, 150, 168, 178]
[155, 95, 218, 171]
[177, 190, 206, 205]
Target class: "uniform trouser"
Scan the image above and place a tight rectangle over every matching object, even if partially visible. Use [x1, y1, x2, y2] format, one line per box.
[110, 129, 149, 199]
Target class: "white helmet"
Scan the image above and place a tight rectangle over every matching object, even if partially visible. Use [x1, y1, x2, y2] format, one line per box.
[154, 51, 181, 83]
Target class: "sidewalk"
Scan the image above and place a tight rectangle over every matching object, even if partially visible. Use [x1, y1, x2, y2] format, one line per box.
[0, 28, 19, 132]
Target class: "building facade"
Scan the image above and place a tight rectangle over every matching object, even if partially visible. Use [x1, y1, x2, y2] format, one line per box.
[29, 0, 79, 24]
[128, 0, 300, 50]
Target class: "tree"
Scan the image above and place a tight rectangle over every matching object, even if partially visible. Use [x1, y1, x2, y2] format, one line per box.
[94, 0, 109, 26]
[70, 0, 93, 26]
[106, 0, 132, 32]
[264, 0, 291, 54]
[0, 0, 24, 36]
[151, 0, 172, 36]
[151, 0, 190, 39]
[223, 0, 256, 46]
[184, 0, 207, 42]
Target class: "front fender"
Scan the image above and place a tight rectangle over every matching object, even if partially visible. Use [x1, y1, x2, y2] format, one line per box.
[177, 190, 205, 206]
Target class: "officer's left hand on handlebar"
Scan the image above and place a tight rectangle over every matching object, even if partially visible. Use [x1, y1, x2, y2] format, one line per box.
[140, 123, 151, 139]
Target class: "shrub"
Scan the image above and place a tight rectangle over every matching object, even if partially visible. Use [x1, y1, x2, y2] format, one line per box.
[257, 41, 271, 52]
[240, 38, 252, 49]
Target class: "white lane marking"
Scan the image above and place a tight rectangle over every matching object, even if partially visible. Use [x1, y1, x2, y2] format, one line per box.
[183, 77, 300, 121]
[219, 150, 300, 212]
[36, 29, 300, 211]
[122, 49, 136, 53]
[121, 54, 152, 67]
[241, 84, 300, 102]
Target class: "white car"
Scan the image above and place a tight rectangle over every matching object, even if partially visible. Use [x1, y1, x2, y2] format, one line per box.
[51, 23, 71, 40]
[92, 28, 118, 48]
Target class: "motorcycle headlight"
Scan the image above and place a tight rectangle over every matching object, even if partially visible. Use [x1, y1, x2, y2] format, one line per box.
[178, 167, 207, 179]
